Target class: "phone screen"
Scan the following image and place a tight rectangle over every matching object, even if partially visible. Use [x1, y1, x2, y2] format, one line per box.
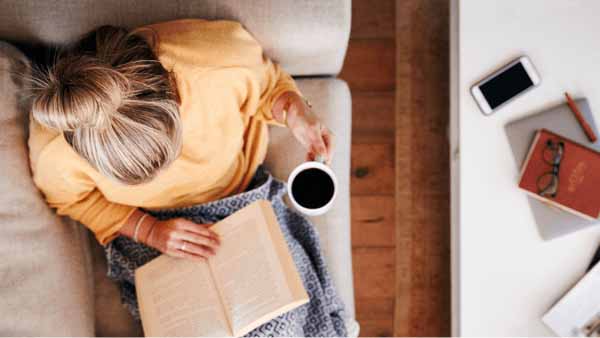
[479, 62, 534, 109]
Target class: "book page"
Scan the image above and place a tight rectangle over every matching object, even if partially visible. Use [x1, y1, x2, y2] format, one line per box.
[135, 256, 231, 337]
[208, 201, 307, 336]
[258, 201, 309, 304]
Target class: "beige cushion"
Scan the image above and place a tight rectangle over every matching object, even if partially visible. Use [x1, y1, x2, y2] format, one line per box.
[0, 41, 94, 336]
[87, 228, 142, 337]
[0, 0, 350, 76]
[91, 77, 357, 336]
[266, 78, 359, 335]
[265, 78, 355, 318]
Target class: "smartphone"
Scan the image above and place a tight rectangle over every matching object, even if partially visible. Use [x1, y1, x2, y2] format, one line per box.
[471, 56, 541, 115]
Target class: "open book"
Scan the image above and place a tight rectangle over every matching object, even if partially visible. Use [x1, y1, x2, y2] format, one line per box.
[135, 200, 309, 337]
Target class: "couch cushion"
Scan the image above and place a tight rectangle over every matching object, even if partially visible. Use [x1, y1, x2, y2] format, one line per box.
[0, 0, 350, 76]
[87, 228, 142, 337]
[265, 78, 356, 320]
[91, 77, 357, 336]
[0, 41, 94, 336]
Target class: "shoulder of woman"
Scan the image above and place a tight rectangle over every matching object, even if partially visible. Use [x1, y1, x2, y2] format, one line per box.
[138, 19, 263, 68]
[29, 121, 96, 196]
[138, 19, 248, 38]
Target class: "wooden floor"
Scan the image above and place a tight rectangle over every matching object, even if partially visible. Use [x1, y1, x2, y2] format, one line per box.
[339, 1, 450, 336]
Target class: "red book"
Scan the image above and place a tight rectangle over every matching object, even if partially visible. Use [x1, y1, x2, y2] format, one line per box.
[519, 129, 600, 220]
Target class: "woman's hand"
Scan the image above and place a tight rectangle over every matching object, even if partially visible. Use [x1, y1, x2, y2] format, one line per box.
[289, 112, 333, 164]
[145, 218, 220, 261]
[272, 91, 334, 164]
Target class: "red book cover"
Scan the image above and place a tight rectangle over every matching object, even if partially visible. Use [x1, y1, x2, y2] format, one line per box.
[518, 129, 600, 220]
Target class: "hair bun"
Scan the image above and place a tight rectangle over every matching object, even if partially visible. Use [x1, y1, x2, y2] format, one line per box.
[31, 55, 127, 131]
[29, 25, 182, 185]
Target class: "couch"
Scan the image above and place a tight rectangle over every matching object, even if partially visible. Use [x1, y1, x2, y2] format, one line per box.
[0, 0, 356, 336]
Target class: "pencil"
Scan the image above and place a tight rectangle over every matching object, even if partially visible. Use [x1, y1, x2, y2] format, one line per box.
[565, 92, 597, 143]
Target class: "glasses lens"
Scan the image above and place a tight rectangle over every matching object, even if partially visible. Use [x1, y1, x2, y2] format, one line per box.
[543, 149, 552, 165]
[544, 143, 557, 165]
[543, 141, 561, 165]
[537, 172, 558, 197]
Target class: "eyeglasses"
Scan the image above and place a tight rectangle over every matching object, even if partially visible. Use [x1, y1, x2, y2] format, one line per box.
[536, 139, 564, 198]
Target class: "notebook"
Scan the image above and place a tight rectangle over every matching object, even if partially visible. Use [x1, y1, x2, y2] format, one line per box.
[518, 129, 600, 220]
[505, 99, 600, 239]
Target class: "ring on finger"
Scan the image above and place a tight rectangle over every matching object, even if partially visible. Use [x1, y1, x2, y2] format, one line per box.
[181, 242, 186, 252]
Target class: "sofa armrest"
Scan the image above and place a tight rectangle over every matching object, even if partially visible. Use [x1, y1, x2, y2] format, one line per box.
[264, 78, 356, 320]
[0, 0, 351, 76]
[215, 0, 351, 76]
[0, 41, 95, 336]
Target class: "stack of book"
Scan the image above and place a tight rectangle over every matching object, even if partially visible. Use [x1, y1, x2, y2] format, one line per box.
[518, 129, 600, 221]
[511, 97, 600, 336]
[505, 97, 600, 239]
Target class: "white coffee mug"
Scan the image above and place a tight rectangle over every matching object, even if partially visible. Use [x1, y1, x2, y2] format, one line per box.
[287, 157, 337, 217]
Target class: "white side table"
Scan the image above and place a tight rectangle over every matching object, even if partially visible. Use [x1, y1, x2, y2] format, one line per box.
[451, 0, 600, 335]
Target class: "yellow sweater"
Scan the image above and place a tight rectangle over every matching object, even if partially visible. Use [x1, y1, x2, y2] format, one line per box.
[28, 19, 299, 245]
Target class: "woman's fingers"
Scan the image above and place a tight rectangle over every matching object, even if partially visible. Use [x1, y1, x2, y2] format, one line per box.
[306, 150, 315, 162]
[160, 218, 223, 262]
[148, 219, 221, 262]
[169, 247, 208, 262]
[173, 230, 219, 249]
[321, 127, 334, 164]
[174, 218, 220, 242]
[166, 238, 214, 261]
[179, 240, 215, 257]
[306, 125, 333, 164]
[312, 127, 328, 157]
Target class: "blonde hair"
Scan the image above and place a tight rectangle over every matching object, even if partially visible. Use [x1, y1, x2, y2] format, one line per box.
[30, 26, 182, 185]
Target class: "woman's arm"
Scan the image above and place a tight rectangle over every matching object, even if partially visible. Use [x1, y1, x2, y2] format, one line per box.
[119, 210, 220, 261]
[147, 20, 333, 163]
[272, 90, 334, 163]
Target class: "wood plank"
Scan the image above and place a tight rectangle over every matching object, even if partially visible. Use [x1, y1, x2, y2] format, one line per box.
[351, 196, 395, 247]
[352, 249, 395, 337]
[394, 0, 451, 336]
[395, 110, 412, 196]
[356, 297, 395, 322]
[355, 297, 395, 337]
[351, 143, 395, 196]
[411, 129, 450, 194]
[345, 1, 397, 336]
[353, 247, 395, 299]
[352, 91, 395, 143]
[351, 0, 396, 39]
[340, 39, 396, 92]
[359, 319, 395, 338]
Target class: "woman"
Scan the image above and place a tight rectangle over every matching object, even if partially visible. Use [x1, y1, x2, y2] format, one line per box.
[29, 20, 332, 258]
[28, 19, 347, 336]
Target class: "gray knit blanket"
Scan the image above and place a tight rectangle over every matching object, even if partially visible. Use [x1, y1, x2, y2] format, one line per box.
[104, 167, 347, 337]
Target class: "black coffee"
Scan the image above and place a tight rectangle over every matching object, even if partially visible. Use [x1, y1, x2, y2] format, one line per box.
[291, 168, 334, 209]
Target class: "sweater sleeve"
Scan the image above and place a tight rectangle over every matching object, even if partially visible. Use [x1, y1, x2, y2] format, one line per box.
[252, 60, 301, 126]
[31, 140, 136, 245]
[141, 19, 302, 126]
[227, 22, 302, 125]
